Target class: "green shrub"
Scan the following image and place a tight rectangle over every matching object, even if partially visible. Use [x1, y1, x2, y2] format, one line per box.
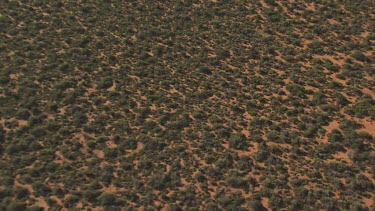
[16, 109, 32, 120]
[32, 181, 51, 197]
[98, 76, 114, 89]
[64, 194, 80, 208]
[215, 48, 230, 60]
[30, 126, 46, 137]
[353, 98, 375, 118]
[199, 66, 212, 75]
[6, 201, 26, 211]
[229, 133, 249, 150]
[328, 129, 344, 142]
[97, 192, 117, 206]
[27, 205, 44, 211]
[350, 50, 369, 62]
[286, 84, 306, 97]
[226, 176, 247, 188]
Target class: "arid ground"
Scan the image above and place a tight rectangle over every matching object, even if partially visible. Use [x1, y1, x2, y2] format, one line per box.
[0, 0, 374, 210]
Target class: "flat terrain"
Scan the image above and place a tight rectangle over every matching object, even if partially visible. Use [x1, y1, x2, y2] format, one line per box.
[0, 0, 374, 210]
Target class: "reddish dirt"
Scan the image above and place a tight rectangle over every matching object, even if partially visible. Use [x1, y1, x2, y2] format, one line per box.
[34, 197, 50, 210]
[354, 117, 375, 135]
[261, 197, 270, 210]
[93, 150, 105, 159]
[363, 197, 373, 208]
[321, 120, 340, 143]
[361, 87, 375, 99]
[332, 150, 352, 164]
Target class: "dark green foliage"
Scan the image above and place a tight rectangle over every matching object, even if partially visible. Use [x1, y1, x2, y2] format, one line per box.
[199, 66, 212, 75]
[32, 181, 51, 197]
[27, 205, 44, 211]
[329, 129, 344, 142]
[312, 92, 325, 105]
[216, 191, 245, 209]
[14, 187, 30, 199]
[16, 109, 32, 120]
[229, 133, 249, 150]
[205, 202, 220, 211]
[352, 97, 375, 118]
[98, 77, 114, 89]
[6, 201, 26, 211]
[167, 204, 182, 211]
[194, 172, 205, 182]
[286, 84, 306, 97]
[215, 48, 231, 60]
[248, 194, 267, 211]
[97, 192, 117, 206]
[226, 176, 247, 188]
[83, 189, 101, 202]
[64, 194, 80, 208]
[350, 50, 369, 62]
[334, 92, 349, 107]
[148, 173, 179, 190]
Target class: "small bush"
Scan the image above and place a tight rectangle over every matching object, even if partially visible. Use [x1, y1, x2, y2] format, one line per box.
[229, 133, 249, 150]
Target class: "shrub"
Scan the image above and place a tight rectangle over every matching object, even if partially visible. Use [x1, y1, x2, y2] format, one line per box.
[64, 194, 80, 208]
[248, 194, 266, 210]
[14, 187, 29, 199]
[30, 126, 46, 137]
[226, 176, 247, 188]
[98, 76, 113, 89]
[28, 205, 44, 211]
[199, 66, 212, 75]
[350, 50, 369, 62]
[97, 192, 117, 206]
[118, 138, 137, 150]
[167, 204, 182, 211]
[328, 129, 344, 142]
[16, 109, 32, 120]
[215, 48, 230, 59]
[284, 55, 294, 62]
[353, 98, 375, 118]
[312, 92, 325, 105]
[269, 194, 283, 209]
[32, 181, 51, 197]
[229, 133, 249, 150]
[6, 201, 26, 211]
[194, 172, 205, 183]
[205, 202, 219, 211]
[286, 84, 306, 97]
